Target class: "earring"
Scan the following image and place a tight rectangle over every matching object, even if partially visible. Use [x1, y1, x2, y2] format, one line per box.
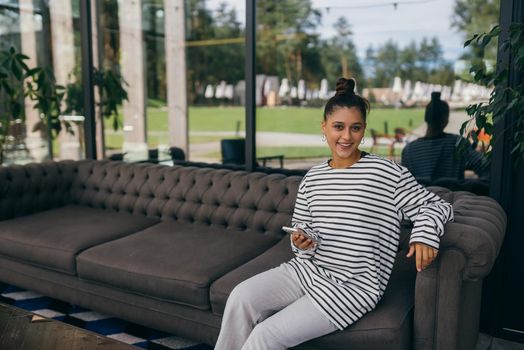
[322, 134, 326, 142]
[361, 137, 365, 145]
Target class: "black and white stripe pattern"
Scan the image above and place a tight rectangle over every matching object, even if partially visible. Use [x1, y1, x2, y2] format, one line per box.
[401, 133, 486, 181]
[285, 154, 453, 330]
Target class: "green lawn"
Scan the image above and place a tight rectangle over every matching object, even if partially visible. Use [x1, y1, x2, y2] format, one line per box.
[103, 106, 425, 158]
[205, 145, 396, 160]
[109, 106, 424, 135]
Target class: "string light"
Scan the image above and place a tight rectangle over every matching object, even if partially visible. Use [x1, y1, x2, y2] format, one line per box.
[322, 0, 439, 12]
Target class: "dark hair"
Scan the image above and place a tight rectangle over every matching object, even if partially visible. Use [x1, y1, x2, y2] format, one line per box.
[323, 78, 370, 121]
[425, 92, 450, 129]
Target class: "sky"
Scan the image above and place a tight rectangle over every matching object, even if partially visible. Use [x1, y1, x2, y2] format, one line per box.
[207, 0, 467, 62]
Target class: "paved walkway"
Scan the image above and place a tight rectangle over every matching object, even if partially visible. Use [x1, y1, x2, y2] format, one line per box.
[188, 110, 470, 163]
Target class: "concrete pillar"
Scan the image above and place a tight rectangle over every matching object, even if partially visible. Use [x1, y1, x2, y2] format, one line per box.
[119, 0, 148, 161]
[165, 0, 188, 156]
[20, 0, 45, 162]
[91, 0, 105, 160]
[50, 0, 81, 160]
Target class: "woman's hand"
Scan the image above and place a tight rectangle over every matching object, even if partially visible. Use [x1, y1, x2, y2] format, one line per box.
[291, 229, 315, 250]
[407, 243, 438, 272]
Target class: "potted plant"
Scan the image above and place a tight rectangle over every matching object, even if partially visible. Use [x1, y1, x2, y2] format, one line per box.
[0, 47, 32, 164]
[26, 67, 65, 160]
[63, 66, 128, 157]
[0, 46, 66, 164]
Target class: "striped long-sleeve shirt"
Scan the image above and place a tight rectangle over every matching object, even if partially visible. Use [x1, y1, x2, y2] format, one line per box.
[285, 153, 453, 330]
[401, 133, 487, 181]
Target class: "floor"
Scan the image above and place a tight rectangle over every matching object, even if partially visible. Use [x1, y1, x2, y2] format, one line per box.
[0, 283, 211, 350]
[1, 282, 523, 349]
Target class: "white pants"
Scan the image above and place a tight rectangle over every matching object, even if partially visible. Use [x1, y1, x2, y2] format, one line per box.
[214, 264, 338, 350]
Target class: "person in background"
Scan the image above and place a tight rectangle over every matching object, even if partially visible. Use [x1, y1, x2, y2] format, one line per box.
[401, 92, 487, 182]
[214, 78, 453, 350]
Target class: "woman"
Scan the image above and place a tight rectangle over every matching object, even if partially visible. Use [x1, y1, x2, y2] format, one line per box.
[214, 78, 453, 350]
[401, 91, 486, 181]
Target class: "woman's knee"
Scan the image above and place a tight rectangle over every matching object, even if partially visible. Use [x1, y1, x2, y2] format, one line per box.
[225, 280, 258, 311]
[245, 322, 283, 349]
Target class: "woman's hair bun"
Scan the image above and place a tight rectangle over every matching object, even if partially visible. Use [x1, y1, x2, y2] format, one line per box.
[431, 91, 441, 101]
[335, 78, 356, 96]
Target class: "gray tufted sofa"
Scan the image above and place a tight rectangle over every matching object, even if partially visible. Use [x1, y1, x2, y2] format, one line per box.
[0, 160, 506, 350]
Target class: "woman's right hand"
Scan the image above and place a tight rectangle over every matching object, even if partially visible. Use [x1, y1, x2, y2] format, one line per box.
[291, 229, 315, 250]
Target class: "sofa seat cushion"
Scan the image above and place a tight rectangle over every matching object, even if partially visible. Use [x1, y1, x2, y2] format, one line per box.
[294, 271, 414, 350]
[0, 205, 160, 274]
[76, 221, 280, 310]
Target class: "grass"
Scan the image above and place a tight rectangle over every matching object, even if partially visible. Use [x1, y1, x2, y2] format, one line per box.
[204, 145, 396, 160]
[107, 105, 424, 134]
[101, 106, 425, 157]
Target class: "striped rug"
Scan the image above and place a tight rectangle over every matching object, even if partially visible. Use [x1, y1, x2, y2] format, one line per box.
[0, 282, 213, 349]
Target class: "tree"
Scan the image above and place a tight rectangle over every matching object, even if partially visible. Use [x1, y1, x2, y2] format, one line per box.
[320, 17, 365, 88]
[372, 40, 401, 87]
[366, 37, 454, 88]
[451, 0, 500, 66]
[255, 0, 321, 84]
[185, 0, 244, 103]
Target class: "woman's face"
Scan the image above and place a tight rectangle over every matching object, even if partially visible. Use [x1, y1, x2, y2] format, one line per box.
[322, 107, 366, 164]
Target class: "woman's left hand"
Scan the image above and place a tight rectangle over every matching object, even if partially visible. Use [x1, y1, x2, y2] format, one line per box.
[406, 243, 438, 272]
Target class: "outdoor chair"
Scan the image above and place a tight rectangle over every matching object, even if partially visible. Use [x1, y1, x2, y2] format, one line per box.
[220, 138, 284, 168]
[369, 128, 406, 159]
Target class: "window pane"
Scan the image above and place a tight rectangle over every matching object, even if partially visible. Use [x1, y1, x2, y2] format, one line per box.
[186, 0, 245, 164]
[0, 0, 83, 164]
[254, 0, 498, 181]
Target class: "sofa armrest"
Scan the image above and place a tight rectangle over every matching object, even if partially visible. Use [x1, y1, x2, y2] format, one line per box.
[414, 190, 507, 350]
[0, 161, 77, 221]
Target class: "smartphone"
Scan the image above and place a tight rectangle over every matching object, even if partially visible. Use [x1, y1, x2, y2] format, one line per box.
[282, 226, 298, 234]
[282, 226, 317, 243]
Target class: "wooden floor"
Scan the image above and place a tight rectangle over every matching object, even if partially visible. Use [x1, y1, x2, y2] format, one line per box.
[0, 303, 138, 350]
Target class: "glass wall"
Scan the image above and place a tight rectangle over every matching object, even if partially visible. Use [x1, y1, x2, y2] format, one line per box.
[0, 0, 500, 173]
[0, 0, 83, 165]
[185, 0, 245, 164]
[91, 0, 244, 164]
[254, 0, 499, 174]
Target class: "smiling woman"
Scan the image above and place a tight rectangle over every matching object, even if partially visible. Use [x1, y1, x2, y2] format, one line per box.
[214, 77, 453, 350]
[321, 78, 368, 168]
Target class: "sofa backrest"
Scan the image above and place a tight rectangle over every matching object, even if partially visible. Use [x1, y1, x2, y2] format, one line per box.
[69, 160, 301, 236]
[0, 161, 77, 221]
